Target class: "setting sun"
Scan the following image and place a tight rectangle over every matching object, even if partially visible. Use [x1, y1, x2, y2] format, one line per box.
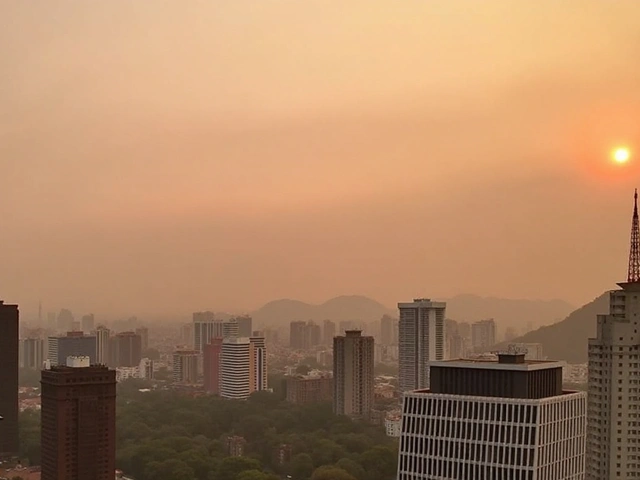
[613, 147, 631, 164]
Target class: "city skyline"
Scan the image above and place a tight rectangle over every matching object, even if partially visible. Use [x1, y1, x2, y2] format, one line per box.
[2, 1, 640, 316]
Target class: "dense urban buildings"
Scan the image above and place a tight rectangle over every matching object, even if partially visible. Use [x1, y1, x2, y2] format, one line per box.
[508, 342, 544, 360]
[289, 320, 321, 350]
[172, 350, 199, 384]
[398, 352, 587, 479]
[587, 190, 640, 480]
[47, 332, 97, 366]
[111, 331, 142, 367]
[286, 374, 333, 404]
[40, 356, 116, 480]
[0, 300, 19, 458]
[333, 330, 374, 418]
[398, 298, 446, 391]
[471, 318, 497, 353]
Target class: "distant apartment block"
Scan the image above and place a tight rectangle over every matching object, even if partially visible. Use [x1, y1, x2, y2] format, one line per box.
[398, 298, 446, 391]
[285, 375, 333, 405]
[172, 350, 199, 384]
[471, 318, 497, 353]
[333, 330, 374, 419]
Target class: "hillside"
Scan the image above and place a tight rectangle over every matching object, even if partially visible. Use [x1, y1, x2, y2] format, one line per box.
[252, 295, 395, 326]
[494, 292, 610, 364]
[252, 294, 574, 331]
[442, 294, 574, 331]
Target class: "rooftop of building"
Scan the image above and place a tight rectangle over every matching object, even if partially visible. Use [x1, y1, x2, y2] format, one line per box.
[409, 388, 584, 399]
[432, 353, 564, 372]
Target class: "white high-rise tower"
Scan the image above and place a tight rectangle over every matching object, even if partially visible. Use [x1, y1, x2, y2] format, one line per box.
[587, 190, 640, 480]
[398, 298, 446, 392]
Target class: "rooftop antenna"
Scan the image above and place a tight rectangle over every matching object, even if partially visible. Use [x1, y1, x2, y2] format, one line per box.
[628, 189, 640, 283]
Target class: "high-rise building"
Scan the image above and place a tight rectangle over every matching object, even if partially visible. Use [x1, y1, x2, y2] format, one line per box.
[290, 321, 307, 349]
[286, 375, 333, 405]
[220, 337, 251, 399]
[139, 358, 154, 380]
[323, 320, 336, 345]
[172, 350, 199, 384]
[135, 326, 149, 351]
[471, 318, 497, 353]
[40, 356, 116, 480]
[193, 312, 238, 352]
[398, 298, 446, 391]
[333, 330, 374, 418]
[380, 314, 396, 346]
[56, 309, 74, 333]
[81, 314, 95, 333]
[249, 334, 267, 392]
[112, 332, 142, 367]
[218, 335, 268, 399]
[21, 337, 46, 370]
[587, 190, 640, 480]
[0, 301, 19, 458]
[235, 315, 253, 337]
[180, 322, 194, 346]
[203, 338, 223, 394]
[94, 326, 111, 365]
[47, 332, 97, 366]
[289, 321, 321, 350]
[193, 311, 216, 352]
[398, 352, 586, 480]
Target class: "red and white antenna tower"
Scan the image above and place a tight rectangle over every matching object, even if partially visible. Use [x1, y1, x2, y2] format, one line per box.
[628, 189, 640, 283]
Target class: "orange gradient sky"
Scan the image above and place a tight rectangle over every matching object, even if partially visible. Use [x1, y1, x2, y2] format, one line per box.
[1, 1, 640, 317]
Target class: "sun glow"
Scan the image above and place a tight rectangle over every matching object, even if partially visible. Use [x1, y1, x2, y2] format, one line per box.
[613, 147, 631, 164]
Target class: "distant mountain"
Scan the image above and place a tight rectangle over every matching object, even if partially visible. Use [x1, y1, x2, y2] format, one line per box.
[494, 292, 610, 364]
[442, 294, 575, 332]
[252, 295, 395, 326]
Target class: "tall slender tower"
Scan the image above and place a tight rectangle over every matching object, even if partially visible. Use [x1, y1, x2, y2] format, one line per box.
[41, 357, 116, 480]
[333, 330, 374, 418]
[0, 301, 19, 458]
[398, 298, 446, 391]
[587, 190, 640, 480]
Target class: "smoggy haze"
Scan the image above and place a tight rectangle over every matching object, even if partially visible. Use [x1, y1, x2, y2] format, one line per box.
[1, 1, 640, 317]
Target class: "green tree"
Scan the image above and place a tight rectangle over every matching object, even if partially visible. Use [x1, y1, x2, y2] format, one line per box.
[216, 457, 262, 480]
[310, 466, 357, 480]
[145, 458, 195, 480]
[335, 458, 366, 480]
[289, 453, 314, 480]
[359, 446, 397, 480]
[236, 470, 280, 480]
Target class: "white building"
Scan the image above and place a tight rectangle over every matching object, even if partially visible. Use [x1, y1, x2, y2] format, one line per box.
[95, 325, 111, 365]
[508, 342, 544, 361]
[398, 298, 446, 391]
[398, 354, 586, 480]
[115, 367, 139, 382]
[587, 191, 640, 480]
[193, 312, 240, 353]
[220, 337, 251, 399]
[385, 412, 402, 438]
[471, 318, 497, 353]
[139, 357, 154, 380]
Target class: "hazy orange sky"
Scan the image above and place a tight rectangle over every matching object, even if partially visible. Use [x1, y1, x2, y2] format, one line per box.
[1, 1, 640, 317]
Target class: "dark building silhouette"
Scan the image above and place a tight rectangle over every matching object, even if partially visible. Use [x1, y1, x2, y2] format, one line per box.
[41, 357, 116, 480]
[47, 332, 97, 366]
[0, 301, 19, 457]
[203, 338, 223, 394]
[111, 332, 142, 367]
